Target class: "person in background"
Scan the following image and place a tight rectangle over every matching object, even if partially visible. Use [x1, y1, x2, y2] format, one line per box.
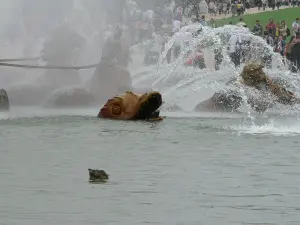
[166, 8, 173, 25]
[236, 1, 243, 15]
[279, 20, 288, 40]
[266, 18, 276, 39]
[209, 18, 217, 28]
[236, 17, 246, 27]
[226, 2, 231, 14]
[137, 14, 147, 42]
[199, 15, 207, 26]
[245, 0, 251, 10]
[214, 47, 223, 70]
[240, 38, 251, 63]
[262, 0, 267, 9]
[194, 14, 201, 23]
[252, 20, 263, 36]
[174, 6, 183, 22]
[276, 0, 281, 9]
[257, 0, 263, 10]
[228, 33, 242, 67]
[289, 32, 300, 72]
[292, 17, 300, 37]
[143, 9, 154, 24]
[284, 36, 294, 60]
[264, 30, 274, 47]
[144, 22, 155, 41]
[274, 34, 286, 56]
[231, 2, 237, 16]
[223, 2, 228, 15]
[261, 47, 273, 69]
[270, 0, 276, 9]
[172, 28, 193, 60]
[153, 15, 163, 33]
[172, 20, 181, 33]
[208, 1, 216, 16]
[275, 21, 281, 39]
[218, 2, 223, 15]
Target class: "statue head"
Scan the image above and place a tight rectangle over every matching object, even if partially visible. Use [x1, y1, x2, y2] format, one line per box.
[98, 91, 162, 120]
[240, 63, 267, 88]
[135, 91, 163, 120]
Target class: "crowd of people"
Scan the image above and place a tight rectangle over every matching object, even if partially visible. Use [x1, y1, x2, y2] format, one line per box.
[208, 0, 245, 16]
[256, 0, 300, 10]
[207, 0, 300, 17]
[234, 16, 300, 71]
[101, 0, 300, 73]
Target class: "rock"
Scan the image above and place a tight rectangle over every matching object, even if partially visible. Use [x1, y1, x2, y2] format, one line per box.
[0, 89, 10, 111]
[162, 104, 183, 112]
[43, 86, 95, 108]
[89, 64, 132, 103]
[246, 95, 272, 113]
[194, 90, 243, 112]
[88, 169, 109, 183]
[7, 84, 55, 106]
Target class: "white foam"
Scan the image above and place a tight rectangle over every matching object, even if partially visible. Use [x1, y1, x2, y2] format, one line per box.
[229, 119, 300, 136]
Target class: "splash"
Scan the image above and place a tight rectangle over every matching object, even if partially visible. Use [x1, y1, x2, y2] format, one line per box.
[0, 0, 299, 131]
[229, 118, 300, 136]
[132, 24, 300, 115]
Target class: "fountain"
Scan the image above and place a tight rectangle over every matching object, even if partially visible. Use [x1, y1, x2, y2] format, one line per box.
[131, 23, 299, 116]
[0, 0, 299, 119]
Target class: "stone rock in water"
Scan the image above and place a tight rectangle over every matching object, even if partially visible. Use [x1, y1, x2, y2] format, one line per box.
[88, 169, 109, 183]
[7, 84, 55, 106]
[0, 89, 10, 111]
[43, 86, 95, 108]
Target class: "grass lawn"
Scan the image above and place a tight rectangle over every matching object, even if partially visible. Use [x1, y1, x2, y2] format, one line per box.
[215, 7, 300, 30]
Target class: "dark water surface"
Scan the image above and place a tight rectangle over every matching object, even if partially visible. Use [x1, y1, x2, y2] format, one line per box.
[1, 112, 300, 225]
